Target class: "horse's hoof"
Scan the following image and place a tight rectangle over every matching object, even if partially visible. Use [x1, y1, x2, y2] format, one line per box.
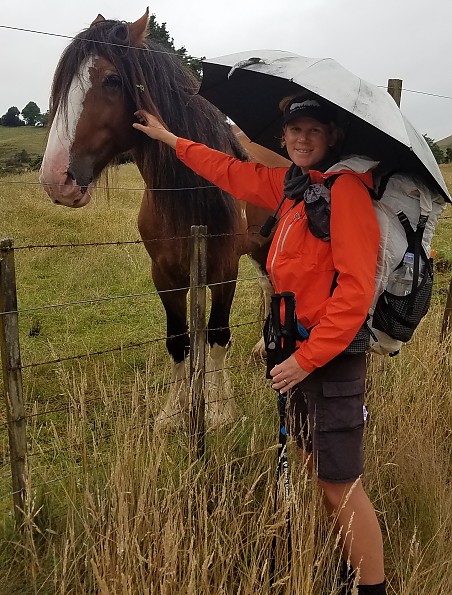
[205, 403, 235, 430]
[153, 408, 188, 433]
[251, 336, 267, 361]
[205, 379, 235, 429]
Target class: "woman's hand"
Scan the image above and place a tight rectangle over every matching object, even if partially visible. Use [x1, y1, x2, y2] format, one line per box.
[133, 110, 178, 148]
[270, 353, 309, 394]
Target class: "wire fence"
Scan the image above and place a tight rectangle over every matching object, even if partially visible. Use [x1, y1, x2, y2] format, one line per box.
[0, 227, 273, 523]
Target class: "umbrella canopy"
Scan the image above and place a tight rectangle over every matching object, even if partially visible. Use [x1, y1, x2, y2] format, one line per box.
[199, 50, 450, 201]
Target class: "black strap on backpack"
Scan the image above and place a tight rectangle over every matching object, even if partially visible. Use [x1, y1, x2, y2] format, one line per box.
[397, 211, 431, 314]
[369, 170, 396, 201]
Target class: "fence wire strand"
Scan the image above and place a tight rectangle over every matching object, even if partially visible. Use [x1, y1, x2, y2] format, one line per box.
[0, 274, 266, 317]
[2, 23, 452, 103]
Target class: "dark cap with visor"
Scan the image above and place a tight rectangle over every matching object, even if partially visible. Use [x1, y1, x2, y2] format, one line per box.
[283, 96, 337, 125]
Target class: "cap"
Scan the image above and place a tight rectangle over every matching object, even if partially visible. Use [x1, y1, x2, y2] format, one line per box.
[283, 96, 337, 125]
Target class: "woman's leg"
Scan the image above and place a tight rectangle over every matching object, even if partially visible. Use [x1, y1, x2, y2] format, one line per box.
[318, 478, 384, 586]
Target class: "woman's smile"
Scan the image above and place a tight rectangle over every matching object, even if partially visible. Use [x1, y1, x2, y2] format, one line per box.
[283, 116, 337, 172]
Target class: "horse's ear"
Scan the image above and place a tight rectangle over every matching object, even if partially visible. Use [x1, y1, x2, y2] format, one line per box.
[90, 14, 106, 27]
[128, 8, 150, 46]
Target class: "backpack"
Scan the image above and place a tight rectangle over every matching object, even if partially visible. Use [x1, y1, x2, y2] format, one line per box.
[306, 157, 447, 356]
[366, 171, 446, 355]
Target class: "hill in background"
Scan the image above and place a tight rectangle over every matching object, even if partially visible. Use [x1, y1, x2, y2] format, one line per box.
[0, 125, 47, 176]
[437, 134, 452, 150]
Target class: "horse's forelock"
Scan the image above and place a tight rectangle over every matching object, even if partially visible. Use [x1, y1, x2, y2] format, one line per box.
[50, 20, 132, 125]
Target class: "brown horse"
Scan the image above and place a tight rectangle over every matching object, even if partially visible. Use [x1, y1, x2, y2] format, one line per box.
[39, 10, 288, 427]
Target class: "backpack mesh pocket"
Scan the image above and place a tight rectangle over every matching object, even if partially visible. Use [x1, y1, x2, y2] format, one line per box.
[372, 267, 433, 342]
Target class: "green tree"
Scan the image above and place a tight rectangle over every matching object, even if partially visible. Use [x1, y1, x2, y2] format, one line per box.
[21, 101, 41, 126]
[445, 147, 452, 164]
[37, 110, 50, 127]
[0, 106, 24, 127]
[423, 134, 444, 164]
[147, 14, 204, 81]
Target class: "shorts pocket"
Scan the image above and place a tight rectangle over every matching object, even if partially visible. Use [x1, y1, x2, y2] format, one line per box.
[320, 378, 365, 432]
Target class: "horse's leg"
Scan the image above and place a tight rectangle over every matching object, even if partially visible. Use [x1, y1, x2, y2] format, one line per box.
[152, 263, 190, 430]
[205, 267, 239, 428]
[248, 244, 274, 360]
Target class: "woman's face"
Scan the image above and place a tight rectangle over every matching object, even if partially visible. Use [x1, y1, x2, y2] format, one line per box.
[283, 116, 338, 173]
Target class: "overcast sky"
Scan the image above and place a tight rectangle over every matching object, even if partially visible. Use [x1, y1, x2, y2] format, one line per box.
[1, 0, 451, 141]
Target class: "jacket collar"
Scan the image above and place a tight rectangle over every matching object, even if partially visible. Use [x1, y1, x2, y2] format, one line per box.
[309, 155, 380, 189]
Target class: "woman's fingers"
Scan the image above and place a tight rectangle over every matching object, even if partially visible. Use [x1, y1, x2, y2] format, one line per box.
[272, 376, 292, 393]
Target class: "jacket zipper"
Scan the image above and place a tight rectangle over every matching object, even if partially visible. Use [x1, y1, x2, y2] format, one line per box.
[270, 208, 300, 285]
[280, 212, 301, 252]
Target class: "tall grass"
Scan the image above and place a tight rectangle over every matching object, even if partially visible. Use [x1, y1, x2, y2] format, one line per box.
[0, 166, 451, 594]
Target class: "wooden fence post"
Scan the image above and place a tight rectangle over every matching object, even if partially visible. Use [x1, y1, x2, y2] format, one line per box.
[387, 79, 403, 107]
[189, 226, 207, 459]
[0, 238, 27, 528]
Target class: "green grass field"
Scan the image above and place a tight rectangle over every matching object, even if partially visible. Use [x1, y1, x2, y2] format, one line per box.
[0, 164, 451, 594]
[0, 125, 48, 175]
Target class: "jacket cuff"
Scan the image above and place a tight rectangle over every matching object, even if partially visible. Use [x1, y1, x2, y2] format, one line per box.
[294, 345, 317, 374]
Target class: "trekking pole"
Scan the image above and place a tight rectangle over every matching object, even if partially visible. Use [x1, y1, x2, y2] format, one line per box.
[268, 291, 297, 587]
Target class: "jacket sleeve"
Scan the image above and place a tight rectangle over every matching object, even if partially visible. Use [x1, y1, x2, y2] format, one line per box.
[294, 174, 380, 371]
[176, 138, 286, 211]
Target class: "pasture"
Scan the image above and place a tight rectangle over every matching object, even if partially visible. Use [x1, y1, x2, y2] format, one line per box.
[0, 164, 451, 594]
[0, 126, 47, 176]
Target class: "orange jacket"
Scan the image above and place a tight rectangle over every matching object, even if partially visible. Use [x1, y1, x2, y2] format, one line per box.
[176, 138, 380, 372]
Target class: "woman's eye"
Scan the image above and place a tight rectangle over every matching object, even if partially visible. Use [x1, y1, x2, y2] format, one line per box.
[103, 74, 122, 89]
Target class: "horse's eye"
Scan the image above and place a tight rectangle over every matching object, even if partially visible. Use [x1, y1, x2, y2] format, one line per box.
[103, 74, 122, 89]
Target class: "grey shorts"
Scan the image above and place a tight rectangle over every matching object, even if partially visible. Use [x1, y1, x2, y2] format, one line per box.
[287, 352, 367, 483]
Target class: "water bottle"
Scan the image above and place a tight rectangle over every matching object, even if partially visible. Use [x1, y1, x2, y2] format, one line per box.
[387, 252, 422, 296]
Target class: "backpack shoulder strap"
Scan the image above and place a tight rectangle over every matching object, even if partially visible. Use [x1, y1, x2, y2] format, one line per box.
[373, 170, 397, 200]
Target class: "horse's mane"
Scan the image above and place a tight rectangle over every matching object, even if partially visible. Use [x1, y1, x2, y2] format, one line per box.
[50, 19, 249, 244]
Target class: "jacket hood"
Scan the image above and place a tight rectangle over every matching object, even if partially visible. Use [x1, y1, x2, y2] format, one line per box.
[311, 155, 380, 189]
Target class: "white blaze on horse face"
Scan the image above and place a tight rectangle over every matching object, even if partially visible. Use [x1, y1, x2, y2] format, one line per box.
[40, 56, 97, 207]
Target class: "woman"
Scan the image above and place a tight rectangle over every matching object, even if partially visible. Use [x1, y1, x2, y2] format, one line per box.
[133, 95, 386, 594]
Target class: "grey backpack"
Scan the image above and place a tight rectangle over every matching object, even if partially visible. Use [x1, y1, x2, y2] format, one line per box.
[305, 157, 446, 355]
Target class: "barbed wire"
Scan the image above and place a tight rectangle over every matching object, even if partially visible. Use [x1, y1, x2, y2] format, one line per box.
[375, 84, 452, 101]
[8, 230, 261, 251]
[16, 318, 262, 370]
[0, 274, 266, 317]
[0, 438, 278, 503]
[0, 357, 265, 435]
[0, 179, 217, 193]
[2, 24, 452, 104]
[0, 25, 182, 57]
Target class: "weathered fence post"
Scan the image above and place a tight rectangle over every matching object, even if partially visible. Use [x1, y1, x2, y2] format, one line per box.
[387, 78, 403, 107]
[440, 276, 452, 343]
[0, 238, 27, 528]
[189, 226, 207, 459]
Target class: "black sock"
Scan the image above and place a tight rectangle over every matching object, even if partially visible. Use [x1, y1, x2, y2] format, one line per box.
[357, 580, 386, 594]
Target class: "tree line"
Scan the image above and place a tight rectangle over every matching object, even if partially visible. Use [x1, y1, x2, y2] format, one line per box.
[423, 135, 452, 165]
[0, 102, 49, 127]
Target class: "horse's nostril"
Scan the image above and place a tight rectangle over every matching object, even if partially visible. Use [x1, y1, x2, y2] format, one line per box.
[66, 168, 75, 181]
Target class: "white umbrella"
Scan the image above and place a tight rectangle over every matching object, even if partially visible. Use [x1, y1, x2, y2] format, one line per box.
[199, 49, 450, 201]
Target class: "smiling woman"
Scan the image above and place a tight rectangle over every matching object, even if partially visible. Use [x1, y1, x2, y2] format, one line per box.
[279, 95, 339, 172]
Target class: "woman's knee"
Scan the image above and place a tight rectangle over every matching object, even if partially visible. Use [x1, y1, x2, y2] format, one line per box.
[318, 478, 360, 510]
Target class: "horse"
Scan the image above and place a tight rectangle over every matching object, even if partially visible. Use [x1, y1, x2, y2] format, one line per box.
[39, 10, 288, 428]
